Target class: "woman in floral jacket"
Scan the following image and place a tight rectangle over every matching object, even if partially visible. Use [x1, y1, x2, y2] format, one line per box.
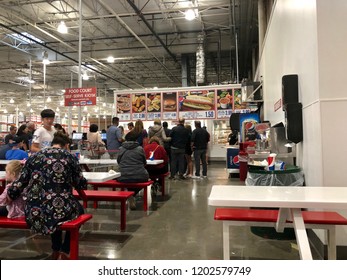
[7, 132, 87, 260]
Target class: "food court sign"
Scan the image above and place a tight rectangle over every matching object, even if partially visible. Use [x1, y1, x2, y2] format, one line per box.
[64, 87, 97, 106]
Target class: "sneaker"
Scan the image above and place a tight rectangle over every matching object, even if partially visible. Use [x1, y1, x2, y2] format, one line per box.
[58, 252, 70, 260]
[203, 176, 207, 179]
[191, 175, 201, 179]
[168, 176, 175, 180]
[184, 174, 192, 178]
[128, 196, 137, 210]
[178, 174, 186, 180]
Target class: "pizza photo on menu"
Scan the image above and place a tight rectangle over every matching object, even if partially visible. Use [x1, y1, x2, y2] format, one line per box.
[116, 94, 131, 113]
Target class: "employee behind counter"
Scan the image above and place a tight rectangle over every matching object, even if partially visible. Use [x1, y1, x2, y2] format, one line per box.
[228, 129, 238, 145]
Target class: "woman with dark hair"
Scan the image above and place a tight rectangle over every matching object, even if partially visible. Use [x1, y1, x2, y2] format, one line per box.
[87, 124, 105, 158]
[16, 124, 29, 151]
[7, 131, 87, 260]
[132, 120, 148, 147]
[54, 123, 67, 135]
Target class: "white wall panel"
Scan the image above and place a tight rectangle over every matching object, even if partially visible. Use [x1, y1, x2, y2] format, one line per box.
[259, 0, 347, 247]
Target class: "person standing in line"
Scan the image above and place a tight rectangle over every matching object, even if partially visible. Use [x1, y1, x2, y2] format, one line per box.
[184, 124, 193, 178]
[4, 125, 17, 144]
[131, 120, 148, 147]
[7, 132, 87, 260]
[106, 117, 123, 159]
[127, 122, 134, 131]
[148, 119, 171, 146]
[169, 118, 190, 180]
[191, 120, 210, 179]
[162, 122, 172, 168]
[31, 109, 56, 153]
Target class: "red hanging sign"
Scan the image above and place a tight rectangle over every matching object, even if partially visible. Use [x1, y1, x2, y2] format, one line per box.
[64, 87, 97, 106]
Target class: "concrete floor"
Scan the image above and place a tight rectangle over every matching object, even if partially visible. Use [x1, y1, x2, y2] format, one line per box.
[0, 162, 321, 260]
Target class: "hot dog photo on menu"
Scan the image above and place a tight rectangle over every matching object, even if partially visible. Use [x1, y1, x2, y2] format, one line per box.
[178, 90, 215, 111]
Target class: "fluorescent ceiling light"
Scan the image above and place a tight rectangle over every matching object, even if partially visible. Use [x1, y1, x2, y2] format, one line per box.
[185, 9, 197, 21]
[43, 58, 50, 65]
[82, 73, 89, 80]
[107, 56, 115, 63]
[57, 21, 68, 34]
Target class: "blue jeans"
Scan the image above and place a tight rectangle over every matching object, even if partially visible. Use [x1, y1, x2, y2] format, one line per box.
[193, 149, 207, 176]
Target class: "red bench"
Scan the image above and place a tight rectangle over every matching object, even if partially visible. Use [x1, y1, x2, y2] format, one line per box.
[149, 171, 170, 197]
[0, 214, 92, 260]
[88, 180, 154, 211]
[73, 189, 134, 231]
[214, 208, 347, 260]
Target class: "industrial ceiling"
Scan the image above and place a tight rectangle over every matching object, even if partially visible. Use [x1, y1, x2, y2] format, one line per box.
[0, 0, 259, 117]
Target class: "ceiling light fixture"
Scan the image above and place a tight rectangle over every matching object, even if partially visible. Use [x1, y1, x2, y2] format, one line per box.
[10, 98, 14, 103]
[185, 9, 197, 21]
[57, 21, 68, 34]
[107, 56, 115, 63]
[46, 96, 51, 102]
[42, 51, 50, 65]
[82, 73, 89, 80]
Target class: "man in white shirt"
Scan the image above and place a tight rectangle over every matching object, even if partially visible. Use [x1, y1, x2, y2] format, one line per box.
[31, 109, 56, 152]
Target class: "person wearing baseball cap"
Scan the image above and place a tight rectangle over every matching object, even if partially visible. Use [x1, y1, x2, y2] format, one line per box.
[5, 136, 28, 160]
[31, 109, 56, 153]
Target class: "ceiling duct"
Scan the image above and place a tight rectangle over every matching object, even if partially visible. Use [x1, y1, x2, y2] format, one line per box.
[196, 33, 205, 85]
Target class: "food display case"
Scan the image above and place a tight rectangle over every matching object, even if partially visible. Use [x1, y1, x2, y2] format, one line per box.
[212, 120, 229, 145]
[206, 120, 230, 161]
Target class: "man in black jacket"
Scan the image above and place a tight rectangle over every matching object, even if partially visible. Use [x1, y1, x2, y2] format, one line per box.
[169, 118, 190, 180]
[191, 121, 210, 178]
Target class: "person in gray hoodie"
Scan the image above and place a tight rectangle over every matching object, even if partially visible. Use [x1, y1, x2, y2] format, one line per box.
[148, 119, 171, 146]
[117, 130, 149, 210]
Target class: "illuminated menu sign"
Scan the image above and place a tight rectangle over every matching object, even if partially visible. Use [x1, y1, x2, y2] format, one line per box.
[115, 87, 246, 121]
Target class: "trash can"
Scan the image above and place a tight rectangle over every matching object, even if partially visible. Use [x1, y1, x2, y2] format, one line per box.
[246, 165, 304, 239]
[245, 165, 304, 186]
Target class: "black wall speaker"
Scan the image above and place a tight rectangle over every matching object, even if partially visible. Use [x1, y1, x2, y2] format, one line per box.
[282, 74, 298, 110]
[284, 103, 303, 144]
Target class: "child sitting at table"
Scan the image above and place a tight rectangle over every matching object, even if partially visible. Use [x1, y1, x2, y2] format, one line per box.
[0, 160, 25, 218]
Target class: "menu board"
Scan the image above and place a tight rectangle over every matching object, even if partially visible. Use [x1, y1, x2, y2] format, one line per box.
[178, 89, 215, 119]
[162, 92, 178, 120]
[147, 92, 161, 120]
[115, 87, 249, 121]
[116, 93, 131, 121]
[216, 89, 233, 119]
[131, 93, 146, 120]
